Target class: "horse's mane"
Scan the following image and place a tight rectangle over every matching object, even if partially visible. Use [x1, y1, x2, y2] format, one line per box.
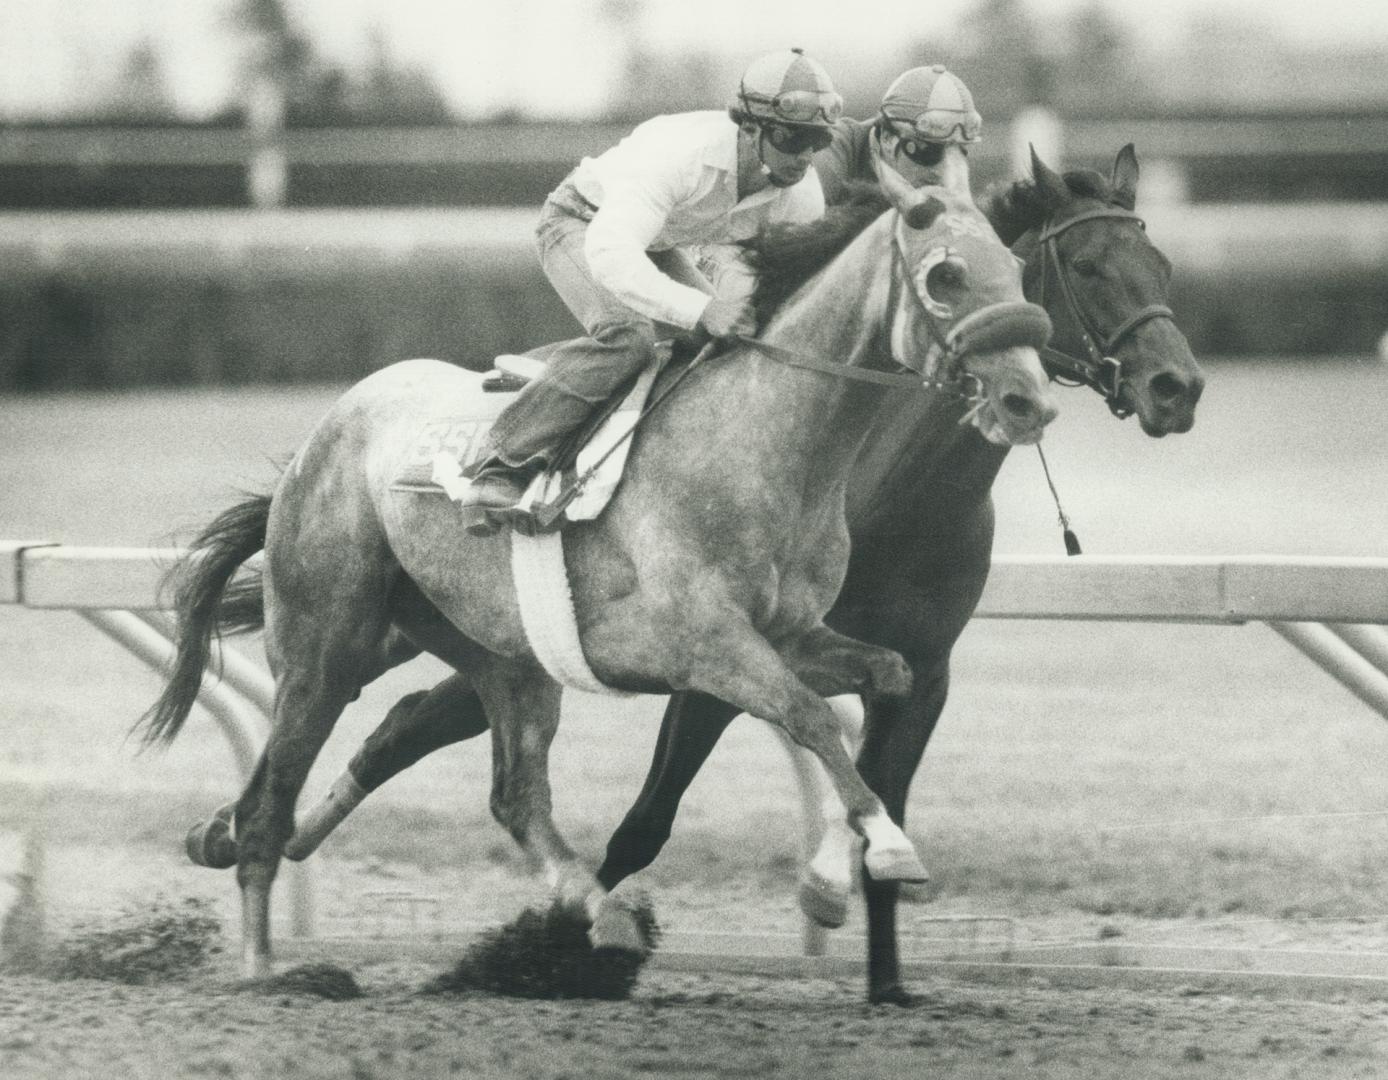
[747, 182, 888, 326]
[742, 166, 1124, 325]
[981, 168, 1119, 246]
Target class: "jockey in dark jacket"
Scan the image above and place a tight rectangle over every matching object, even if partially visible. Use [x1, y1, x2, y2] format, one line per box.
[816, 64, 982, 204]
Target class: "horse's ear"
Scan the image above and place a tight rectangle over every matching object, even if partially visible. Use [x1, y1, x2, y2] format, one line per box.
[1029, 144, 1069, 208]
[1111, 143, 1139, 210]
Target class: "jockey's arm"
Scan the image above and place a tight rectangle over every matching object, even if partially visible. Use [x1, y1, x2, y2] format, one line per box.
[813, 118, 872, 206]
[690, 243, 757, 308]
[582, 173, 713, 332]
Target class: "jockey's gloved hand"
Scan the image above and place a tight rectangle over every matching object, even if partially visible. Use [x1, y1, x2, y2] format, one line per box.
[698, 295, 757, 340]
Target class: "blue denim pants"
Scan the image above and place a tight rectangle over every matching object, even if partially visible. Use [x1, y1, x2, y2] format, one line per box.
[484, 179, 710, 469]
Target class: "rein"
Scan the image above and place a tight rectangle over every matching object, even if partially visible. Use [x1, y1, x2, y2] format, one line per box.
[1034, 206, 1174, 418]
[735, 335, 928, 388]
[535, 211, 1031, 526]
[735, 214, 1004, 406]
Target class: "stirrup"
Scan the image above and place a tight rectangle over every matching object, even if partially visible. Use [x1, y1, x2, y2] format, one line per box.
[460, 504, 498, 537]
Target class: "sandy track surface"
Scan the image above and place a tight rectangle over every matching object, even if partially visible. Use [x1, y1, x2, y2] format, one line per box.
[4, 954, 1388, 1080]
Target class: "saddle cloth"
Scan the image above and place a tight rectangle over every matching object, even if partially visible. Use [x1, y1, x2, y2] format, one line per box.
[390, 349, 678, 695]
[391, 350, 663, 530]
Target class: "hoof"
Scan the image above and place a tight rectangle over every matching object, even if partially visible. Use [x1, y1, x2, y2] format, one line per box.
[798, 874, 849, 929]
[588, 900, 649, 956]
[863, 846, 929, 884]
[185, 803, 237, 869]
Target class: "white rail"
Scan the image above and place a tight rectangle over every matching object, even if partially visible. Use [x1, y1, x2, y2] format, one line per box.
[5, 542, 1388, 946]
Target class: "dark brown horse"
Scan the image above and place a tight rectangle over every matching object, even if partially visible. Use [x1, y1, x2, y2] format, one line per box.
[144, 165, 1059, 980]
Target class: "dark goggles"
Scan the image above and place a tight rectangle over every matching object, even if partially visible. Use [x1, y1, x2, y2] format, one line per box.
[764, 122, 834, 155]
[742, 88, 844, 125]
[892, 135, 946, 168]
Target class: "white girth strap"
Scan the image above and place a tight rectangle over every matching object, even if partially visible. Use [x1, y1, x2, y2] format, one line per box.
[509, 529, 636, 697]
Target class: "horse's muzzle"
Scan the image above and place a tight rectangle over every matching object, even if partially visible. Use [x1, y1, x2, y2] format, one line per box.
[946, 301, 1053, 357]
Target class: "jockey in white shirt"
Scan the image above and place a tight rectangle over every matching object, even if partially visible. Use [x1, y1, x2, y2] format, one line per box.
[460, 48, 843, 536]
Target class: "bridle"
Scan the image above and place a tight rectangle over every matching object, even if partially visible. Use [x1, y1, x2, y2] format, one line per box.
[888, 232, 982, 403]
[537, 211, 1035, 525]
[738, 217, 1006, 410]
[1033, 206, 1174, 419]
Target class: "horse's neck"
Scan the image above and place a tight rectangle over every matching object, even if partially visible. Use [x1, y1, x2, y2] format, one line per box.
[685, 216, 898, 487]
[763, 214, 895, 376]
[761, 211, 1008, 528]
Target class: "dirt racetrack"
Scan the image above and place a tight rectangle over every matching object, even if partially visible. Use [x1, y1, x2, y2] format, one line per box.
[3, 948, 1387, 1080]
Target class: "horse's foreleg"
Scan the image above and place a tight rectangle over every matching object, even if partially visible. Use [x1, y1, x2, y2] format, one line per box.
[285, 673, 487, 859]
[781, 625, 913, 700]
[689, 625, 927, 884]
[855, 662, 950, 1006]
[595, 691, 740, 892]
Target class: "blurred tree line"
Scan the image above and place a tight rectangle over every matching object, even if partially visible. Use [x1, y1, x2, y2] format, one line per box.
[92, 0, 453, 127]
[34, 0, 1388, 128]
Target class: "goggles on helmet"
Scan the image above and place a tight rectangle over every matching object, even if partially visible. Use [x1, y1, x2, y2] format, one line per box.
[742, 88, 844, 125]
[764, 122, 834, 155]
[881, 107, 982, 145]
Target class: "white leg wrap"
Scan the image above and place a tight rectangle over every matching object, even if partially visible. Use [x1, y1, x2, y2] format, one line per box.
[809, 817, 862, 890]
[284, 772, 366, 861]
[860, 810, 929, 883]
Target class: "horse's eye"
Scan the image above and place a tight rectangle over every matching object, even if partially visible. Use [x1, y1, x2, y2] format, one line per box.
[1072, 257, 1100, 277]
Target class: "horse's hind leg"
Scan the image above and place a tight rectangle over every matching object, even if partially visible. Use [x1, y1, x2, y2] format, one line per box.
[232, 554, 399, 978]
[284, 673, 488, 860]
[473, 656, 643, 951]
[186, 629, 425, 869]
[473, 659, 579, 889]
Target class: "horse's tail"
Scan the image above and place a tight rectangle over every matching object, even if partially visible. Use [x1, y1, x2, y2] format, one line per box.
[216, 567, 266, 636]
[136, 493, 272, 746]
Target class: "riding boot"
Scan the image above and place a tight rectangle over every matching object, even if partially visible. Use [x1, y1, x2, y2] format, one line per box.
[460, 318, 657, 536]
[458, 457, 543, 537]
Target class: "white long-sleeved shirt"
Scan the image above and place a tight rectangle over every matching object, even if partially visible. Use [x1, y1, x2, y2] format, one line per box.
[570, 110, 826, 330]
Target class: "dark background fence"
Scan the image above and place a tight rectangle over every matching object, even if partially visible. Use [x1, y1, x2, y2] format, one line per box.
[3, 115, 1387, 389]
[5, 231, 1382, 391]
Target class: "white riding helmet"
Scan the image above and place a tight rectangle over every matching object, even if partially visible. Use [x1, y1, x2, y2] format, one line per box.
[732, 47, 843, 129]
[879, 65, 982, 145]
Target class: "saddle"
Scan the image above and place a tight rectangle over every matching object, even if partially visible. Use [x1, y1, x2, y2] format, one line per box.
[392, 346, 673, 532]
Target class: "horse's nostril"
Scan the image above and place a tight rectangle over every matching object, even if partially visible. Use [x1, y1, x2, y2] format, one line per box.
[1002, 392, 1036, 419]
[1150, 371, 1189, 404]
